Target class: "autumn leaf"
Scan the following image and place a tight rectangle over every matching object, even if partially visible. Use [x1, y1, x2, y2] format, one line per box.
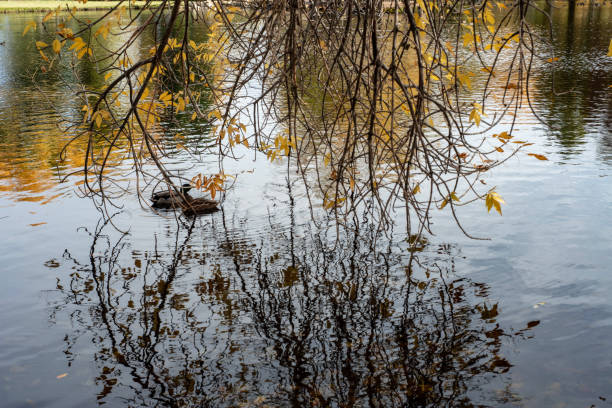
[469, 103, 482, 126]
[52, 39, 62, 54]
[23, 21, 36, 36]
[527, 153, 548, 161]
[608, 39, 612, 57]
[485, 191, 505, 215]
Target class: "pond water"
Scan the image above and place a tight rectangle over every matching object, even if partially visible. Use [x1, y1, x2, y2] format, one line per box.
[1, 4, 611, 407]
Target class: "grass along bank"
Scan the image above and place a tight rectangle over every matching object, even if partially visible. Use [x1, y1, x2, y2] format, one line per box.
[0, 1, 162, 13]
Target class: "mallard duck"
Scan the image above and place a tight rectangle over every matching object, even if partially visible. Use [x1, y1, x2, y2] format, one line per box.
[180, 197, 219, 215]
[151, 183, 192, 208]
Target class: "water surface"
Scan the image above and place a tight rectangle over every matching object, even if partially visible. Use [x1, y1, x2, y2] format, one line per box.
[1, 4, 612, 407]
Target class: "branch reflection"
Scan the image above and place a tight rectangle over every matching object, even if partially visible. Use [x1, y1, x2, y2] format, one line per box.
[54, 209, 537, 407]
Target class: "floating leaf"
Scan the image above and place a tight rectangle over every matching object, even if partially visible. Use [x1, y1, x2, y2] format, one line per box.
[526, 320, 540, 328]
[527, 153, 548, 161]
[56, 373, 68, 379]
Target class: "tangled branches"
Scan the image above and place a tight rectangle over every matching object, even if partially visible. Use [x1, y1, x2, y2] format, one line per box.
[29, 0, 551, 236]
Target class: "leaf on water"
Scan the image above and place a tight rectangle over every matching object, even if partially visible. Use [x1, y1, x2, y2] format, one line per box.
[533, 302, 546, 309]
[526, 320, 540, 328]
[528, 153, 548, 161]
[494, 131, 512, 140]
[608, 39, 612, 57]
[546, 57, 559, 63]
[56, 373, 68, 379]
[29, 222, 47, 227]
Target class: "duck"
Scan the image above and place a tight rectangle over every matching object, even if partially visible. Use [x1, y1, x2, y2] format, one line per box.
[151, 183, 192, 208]
[180, 197, 219, 215]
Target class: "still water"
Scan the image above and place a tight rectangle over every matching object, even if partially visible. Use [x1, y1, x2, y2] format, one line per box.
[1, 4, 611, 407]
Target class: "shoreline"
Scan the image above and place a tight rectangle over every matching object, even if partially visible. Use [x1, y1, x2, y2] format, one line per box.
[0, 1, 162, 13]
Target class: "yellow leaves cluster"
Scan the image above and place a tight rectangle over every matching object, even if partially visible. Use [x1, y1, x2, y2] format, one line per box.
[261, 132, 296, 162]
[95, 23, 111, 40]
[469, 102, 484, 126]
[439, 192, 459, 210]
[207, 111, 249, 148]
[485, 190, 505, 215]
[191, 173, 226, 200]
[323, 194, 346, 210]
[69, 37, 92, 59]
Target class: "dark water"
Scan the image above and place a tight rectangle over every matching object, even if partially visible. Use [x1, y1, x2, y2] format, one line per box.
[1, 4, 612, 407]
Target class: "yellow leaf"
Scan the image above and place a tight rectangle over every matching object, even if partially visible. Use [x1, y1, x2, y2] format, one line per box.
[439, 198, 448, 210]
[450, 192, 460, 202]
[35, 41, 48, 49]
[546, 57, 559, 63]
[43, 10, 54, 23]
[52, 39, 62, 54]
[77, 47, 88, 59]
[469, 108, 481, 126]
[485, 191, 505, 215]
[462, 32, 474, 47]
[527, 153, 548, 161]
[23, 21, 36, 36]
[412, 184, 421, 194]
[608, 39, 612, 57]
[94, 112, 102, 128]
[495, 131, 512, 140]
[324, 153, 330, 167]
[483, 8, 495, 25]
[56, 373, 68, 379]
[104, 71, 113, 81]
[39, 50, 49, 62]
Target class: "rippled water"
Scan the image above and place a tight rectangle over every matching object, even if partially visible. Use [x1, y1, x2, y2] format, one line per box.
[1, 4, 611, 407]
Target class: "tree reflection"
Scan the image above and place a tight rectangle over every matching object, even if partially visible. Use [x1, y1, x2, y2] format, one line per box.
[53, 208, 537, 407]
[529, 3, 612, 158]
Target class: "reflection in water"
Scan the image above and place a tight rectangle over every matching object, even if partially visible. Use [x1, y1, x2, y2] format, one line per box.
[0, 12, 214, 204]
[52, 204, 538, 407]
[530, 2, 612, 159]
